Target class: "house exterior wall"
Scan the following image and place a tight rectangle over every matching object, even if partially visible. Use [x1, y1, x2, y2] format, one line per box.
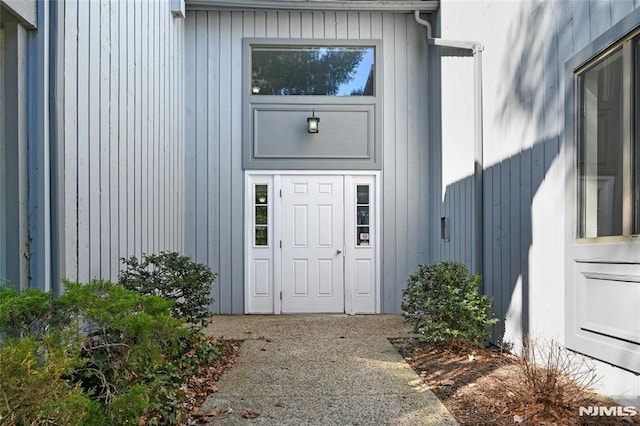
[51, 0, 185, 288]
[184, 10, 430, 313]
[433, 0, 640, 403]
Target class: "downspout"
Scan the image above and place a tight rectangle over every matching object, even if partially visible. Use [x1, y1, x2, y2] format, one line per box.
[414, 11, 485, 280]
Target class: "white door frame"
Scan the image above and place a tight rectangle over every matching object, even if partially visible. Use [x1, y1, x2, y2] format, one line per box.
[245, 170, 381, 314]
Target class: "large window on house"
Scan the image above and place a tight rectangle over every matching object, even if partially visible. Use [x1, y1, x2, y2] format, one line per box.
[250, 46, 375, 96]
[576, 33, 639, 239]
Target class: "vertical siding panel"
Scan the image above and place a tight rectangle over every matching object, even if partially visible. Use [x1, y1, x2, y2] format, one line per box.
[195, 12, 209, 264]
[126, 0, 136, 258]
[230, 12, 244, 313]
[589, 0, 611, 39]
[150, 0, 158, 254]
[331, 12, 343, 39]
[290, 12, 301, 38]
[612, 0, 636, 23]
[301, 12, 313, 38]
[394, 14, 408, 300]
[381, 13, 396, 312]
[208, 12, 221, 308]
[491, 165, 502, 339]
[347, 12, 359, 39]
[108, 0, 120, 279]
[134, 0, 143, 257]
[277, 11, 290, 38]
[158, 0, 166, 253]
[500, 157, 511, 335]
[184, 12, 197, 258]
[417, 18, 429, 264]
[266, 11, 278, 37]
[573, 0, 590, 51]
[80, 0, 93, 278]
[483, 166, 495, 338]
[519, 142, 532, 338]
[89, 0, 101, 278]
[406, 15, 419, 272]
[64, 0, 79, 281]
[178, 16, 185, 253]
[509, 152, 521, 331]
[254, 11, 266, 37]
[99, 0, 111, 279]
[358, 12, 371, 39]
[218, 11, 233, 313]
[118, 0, 128, 262]
[141, 0, 150, 255]
[313, 12, 324, 38]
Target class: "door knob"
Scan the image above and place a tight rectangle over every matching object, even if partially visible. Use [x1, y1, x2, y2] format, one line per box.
[336, 249, 342, 254]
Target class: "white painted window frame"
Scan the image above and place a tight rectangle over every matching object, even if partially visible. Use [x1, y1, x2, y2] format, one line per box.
[244, 170, 381, 314]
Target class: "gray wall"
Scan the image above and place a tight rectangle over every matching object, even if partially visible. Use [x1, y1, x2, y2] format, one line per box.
[52, 0, 186, 288]
[185, 10, 430, 313]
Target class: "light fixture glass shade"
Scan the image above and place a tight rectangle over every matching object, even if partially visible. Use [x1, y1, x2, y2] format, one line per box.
[307, 115, 320, 133]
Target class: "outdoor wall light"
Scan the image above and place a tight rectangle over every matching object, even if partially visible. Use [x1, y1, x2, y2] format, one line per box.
[307, 110, 320, 133]
[251, 81, 261, 94]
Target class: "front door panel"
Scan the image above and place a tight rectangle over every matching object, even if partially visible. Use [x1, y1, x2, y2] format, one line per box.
[281, 175, 344, 313]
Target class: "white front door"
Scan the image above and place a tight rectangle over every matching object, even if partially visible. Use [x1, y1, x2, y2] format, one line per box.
[280, 175, 345, 313]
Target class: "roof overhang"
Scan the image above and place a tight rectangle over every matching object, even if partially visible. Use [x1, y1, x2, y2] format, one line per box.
[186, 1, 439, 13]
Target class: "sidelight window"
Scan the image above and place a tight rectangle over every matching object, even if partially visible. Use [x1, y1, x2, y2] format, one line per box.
[254, 184, 269, 246]
[356, 185, 370, 246]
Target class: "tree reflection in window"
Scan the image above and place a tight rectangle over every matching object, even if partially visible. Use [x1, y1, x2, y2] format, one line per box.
[251, 46, 374, 96]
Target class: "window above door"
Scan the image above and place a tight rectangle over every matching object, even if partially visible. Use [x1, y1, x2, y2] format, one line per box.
[251, 45, 375, 96]
[243, 39, 382, 171]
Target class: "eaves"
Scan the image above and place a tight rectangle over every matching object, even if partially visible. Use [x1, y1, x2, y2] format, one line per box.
[185, 1, 439, 13]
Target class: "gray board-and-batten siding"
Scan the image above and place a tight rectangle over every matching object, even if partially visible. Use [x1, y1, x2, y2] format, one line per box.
[53, 0, 186, 289]
[184, 10, 431, 313]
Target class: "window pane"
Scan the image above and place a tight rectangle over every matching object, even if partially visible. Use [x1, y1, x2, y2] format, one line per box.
[357, 206, 369, 225]
[577, 48, 624, 238]
[356, 185, 369, 204]
[255, 206, 268, 225]
[255, 185, 268, 205]
[251, 46, 374, 96]
[255, 226, 268, 246]
[635, 37, 640, 234]
[357, 226, 370, 246]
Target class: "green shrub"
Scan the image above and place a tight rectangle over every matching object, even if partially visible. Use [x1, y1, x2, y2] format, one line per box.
[119, 252, 216, 328]
[0, 334, 100, 425]
[0, 286, 56, 339]
[0, 280, 228, 425]
[401, 260, 498, 347]
[58, 280, 189, 422]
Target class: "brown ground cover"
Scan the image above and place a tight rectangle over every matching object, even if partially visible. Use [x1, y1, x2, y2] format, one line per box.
[390, 338, 639, 426]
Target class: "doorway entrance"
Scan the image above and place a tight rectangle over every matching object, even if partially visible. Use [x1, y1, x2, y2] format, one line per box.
[245, 172, 379, 314]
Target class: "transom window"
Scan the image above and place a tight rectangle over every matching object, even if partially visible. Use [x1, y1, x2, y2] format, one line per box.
[250, 46, 375, 96]
[576, 32, 640, 239]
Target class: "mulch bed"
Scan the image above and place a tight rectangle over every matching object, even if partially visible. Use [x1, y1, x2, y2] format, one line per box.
[390, 338, 639, 426]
